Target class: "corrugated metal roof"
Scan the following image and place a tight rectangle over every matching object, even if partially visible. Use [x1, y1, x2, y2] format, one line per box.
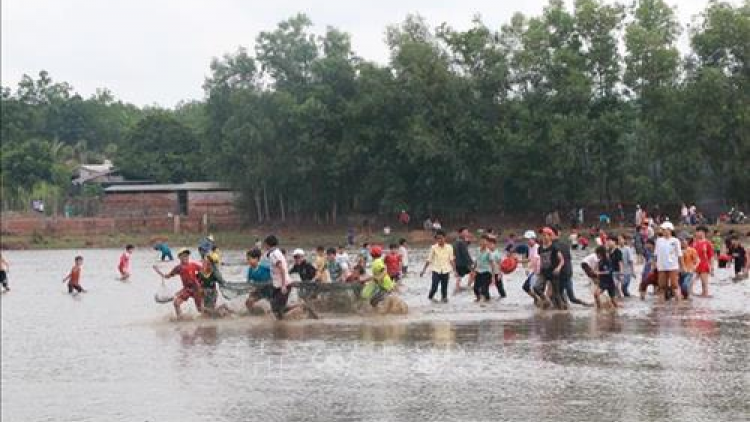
[104, 182, 230, 193]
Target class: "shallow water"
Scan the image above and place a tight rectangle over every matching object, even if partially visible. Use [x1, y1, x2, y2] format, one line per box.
[2, 247, 749, 422]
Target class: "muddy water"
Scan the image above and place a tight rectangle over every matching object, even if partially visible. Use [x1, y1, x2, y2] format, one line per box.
[2, 248, 749, 422]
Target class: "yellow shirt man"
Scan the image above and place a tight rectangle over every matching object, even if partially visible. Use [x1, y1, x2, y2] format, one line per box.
[427, 243, 455, 274]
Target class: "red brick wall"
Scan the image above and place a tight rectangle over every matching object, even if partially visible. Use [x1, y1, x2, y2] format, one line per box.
[101, 191, 238, 218]
[187, 191, 237, 217]
[1, 190, 243, 237]
[102, 192, 178, 217]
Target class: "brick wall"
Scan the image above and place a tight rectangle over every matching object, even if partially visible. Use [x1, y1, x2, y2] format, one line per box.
[101, 191, 238, 218]
[187, 191, 238, 217]
[101, 192, 178, 217]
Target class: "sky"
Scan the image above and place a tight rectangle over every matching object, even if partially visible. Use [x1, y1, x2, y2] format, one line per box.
[2, 0, 716, 107]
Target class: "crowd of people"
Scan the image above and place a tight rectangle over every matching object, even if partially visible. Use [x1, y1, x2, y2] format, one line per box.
[420, 218, 749, 311]
[1, 209, 747, 320]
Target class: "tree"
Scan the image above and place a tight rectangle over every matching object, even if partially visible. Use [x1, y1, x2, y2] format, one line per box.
[116, 113, 204, 183]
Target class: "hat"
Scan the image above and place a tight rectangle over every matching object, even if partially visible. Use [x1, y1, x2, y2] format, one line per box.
[207, 235, 215, 242]
[370, 245, 383, 258]
[292, 248, 305, 257]
[178, 248, 190, 256]
[660, 221, 674, 231]
[523, 230, 536, 240]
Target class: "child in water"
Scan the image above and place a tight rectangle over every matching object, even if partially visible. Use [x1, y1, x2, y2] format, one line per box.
[154, 242, 173, 261]
[594, 246, 619, 309]
[361, 245, 395, 307]
[153, 249, 203, 317]
[384, 243, 403, 283]
[118, 244, 134, 281]
[198, 256, 230, 318]
[63, 256, 86, 295]
[1, 252, 10, 292]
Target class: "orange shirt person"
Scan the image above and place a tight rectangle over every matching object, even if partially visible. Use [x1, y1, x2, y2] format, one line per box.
[118, 244, 134, 281]
[62, 256, 86, 295]
[153, 248, 203, 317]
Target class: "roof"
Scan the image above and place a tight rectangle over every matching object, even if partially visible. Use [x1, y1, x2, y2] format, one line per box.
[73, 160, 118, 185]
[104, 182, 231, 193]
[78, 159, 114, 174]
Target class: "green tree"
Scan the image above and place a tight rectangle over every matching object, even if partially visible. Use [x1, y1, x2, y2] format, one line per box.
[116, 113, 204, 183]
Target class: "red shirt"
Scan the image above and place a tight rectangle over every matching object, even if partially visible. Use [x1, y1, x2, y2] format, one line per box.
[118, 253, 130, 272]
[694, 240, 713, 265]
[169, 262, 202, 289]
[384, 253, 402, 276]
[69, 266, 81, 285]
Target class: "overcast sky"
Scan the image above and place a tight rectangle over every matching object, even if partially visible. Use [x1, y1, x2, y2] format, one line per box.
[2, 0, 716, 107]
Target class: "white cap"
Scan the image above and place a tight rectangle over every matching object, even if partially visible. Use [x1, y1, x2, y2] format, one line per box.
[660, 221, 674, 231]
[292, 248, 305, 257]
[523, 230, 537, 240]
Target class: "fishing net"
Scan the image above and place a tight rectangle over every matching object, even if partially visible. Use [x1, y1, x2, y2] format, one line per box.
[218, 280, 366, 313]
[154, 279, 174, 304]
[219, 282, 267, 300]
[300, 282, 363, 313]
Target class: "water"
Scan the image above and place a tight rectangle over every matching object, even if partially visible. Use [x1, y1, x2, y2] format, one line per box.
[2, 248, 749, 422]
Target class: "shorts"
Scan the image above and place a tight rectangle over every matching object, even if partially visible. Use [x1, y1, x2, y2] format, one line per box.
[271, 287, 290, 318]
[0, 270, 7, 286]
[581, 263, 597, 279]
[389, 273, 402, 282]
[639, 271, 658, 293]
[658, 270, 680, 291]
[203, 288, 218, 309]
[696, 261, 711, 274]
[456, 265, 472, 277]
[249, 284, 274, 301]
[176, 286, 203, 303]
[369, 285, 388, 307]
[598, 278, 617, 298]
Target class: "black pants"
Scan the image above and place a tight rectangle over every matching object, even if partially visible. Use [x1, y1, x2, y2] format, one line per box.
[429, 272, 449, 300]
[474, 272, 492, 300]
[68, 283, 83, 294]
[271, 287, 290, 319]
[494, 274, 507, 298]
[535, 273, 567, 309]
[736, 257, 746, 275]
[559, 272, 585, 305]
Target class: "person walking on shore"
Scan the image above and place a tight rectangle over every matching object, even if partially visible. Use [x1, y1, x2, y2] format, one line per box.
[421, 230, 456, 303]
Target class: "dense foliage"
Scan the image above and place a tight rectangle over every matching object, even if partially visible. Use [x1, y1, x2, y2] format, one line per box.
[1, 0, 748, 221]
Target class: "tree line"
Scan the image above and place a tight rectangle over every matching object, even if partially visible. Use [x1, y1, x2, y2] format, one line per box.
[1, 0, 748, 223]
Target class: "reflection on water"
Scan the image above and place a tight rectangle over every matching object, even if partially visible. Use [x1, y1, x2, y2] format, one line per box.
[1, 248, 749, 422]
